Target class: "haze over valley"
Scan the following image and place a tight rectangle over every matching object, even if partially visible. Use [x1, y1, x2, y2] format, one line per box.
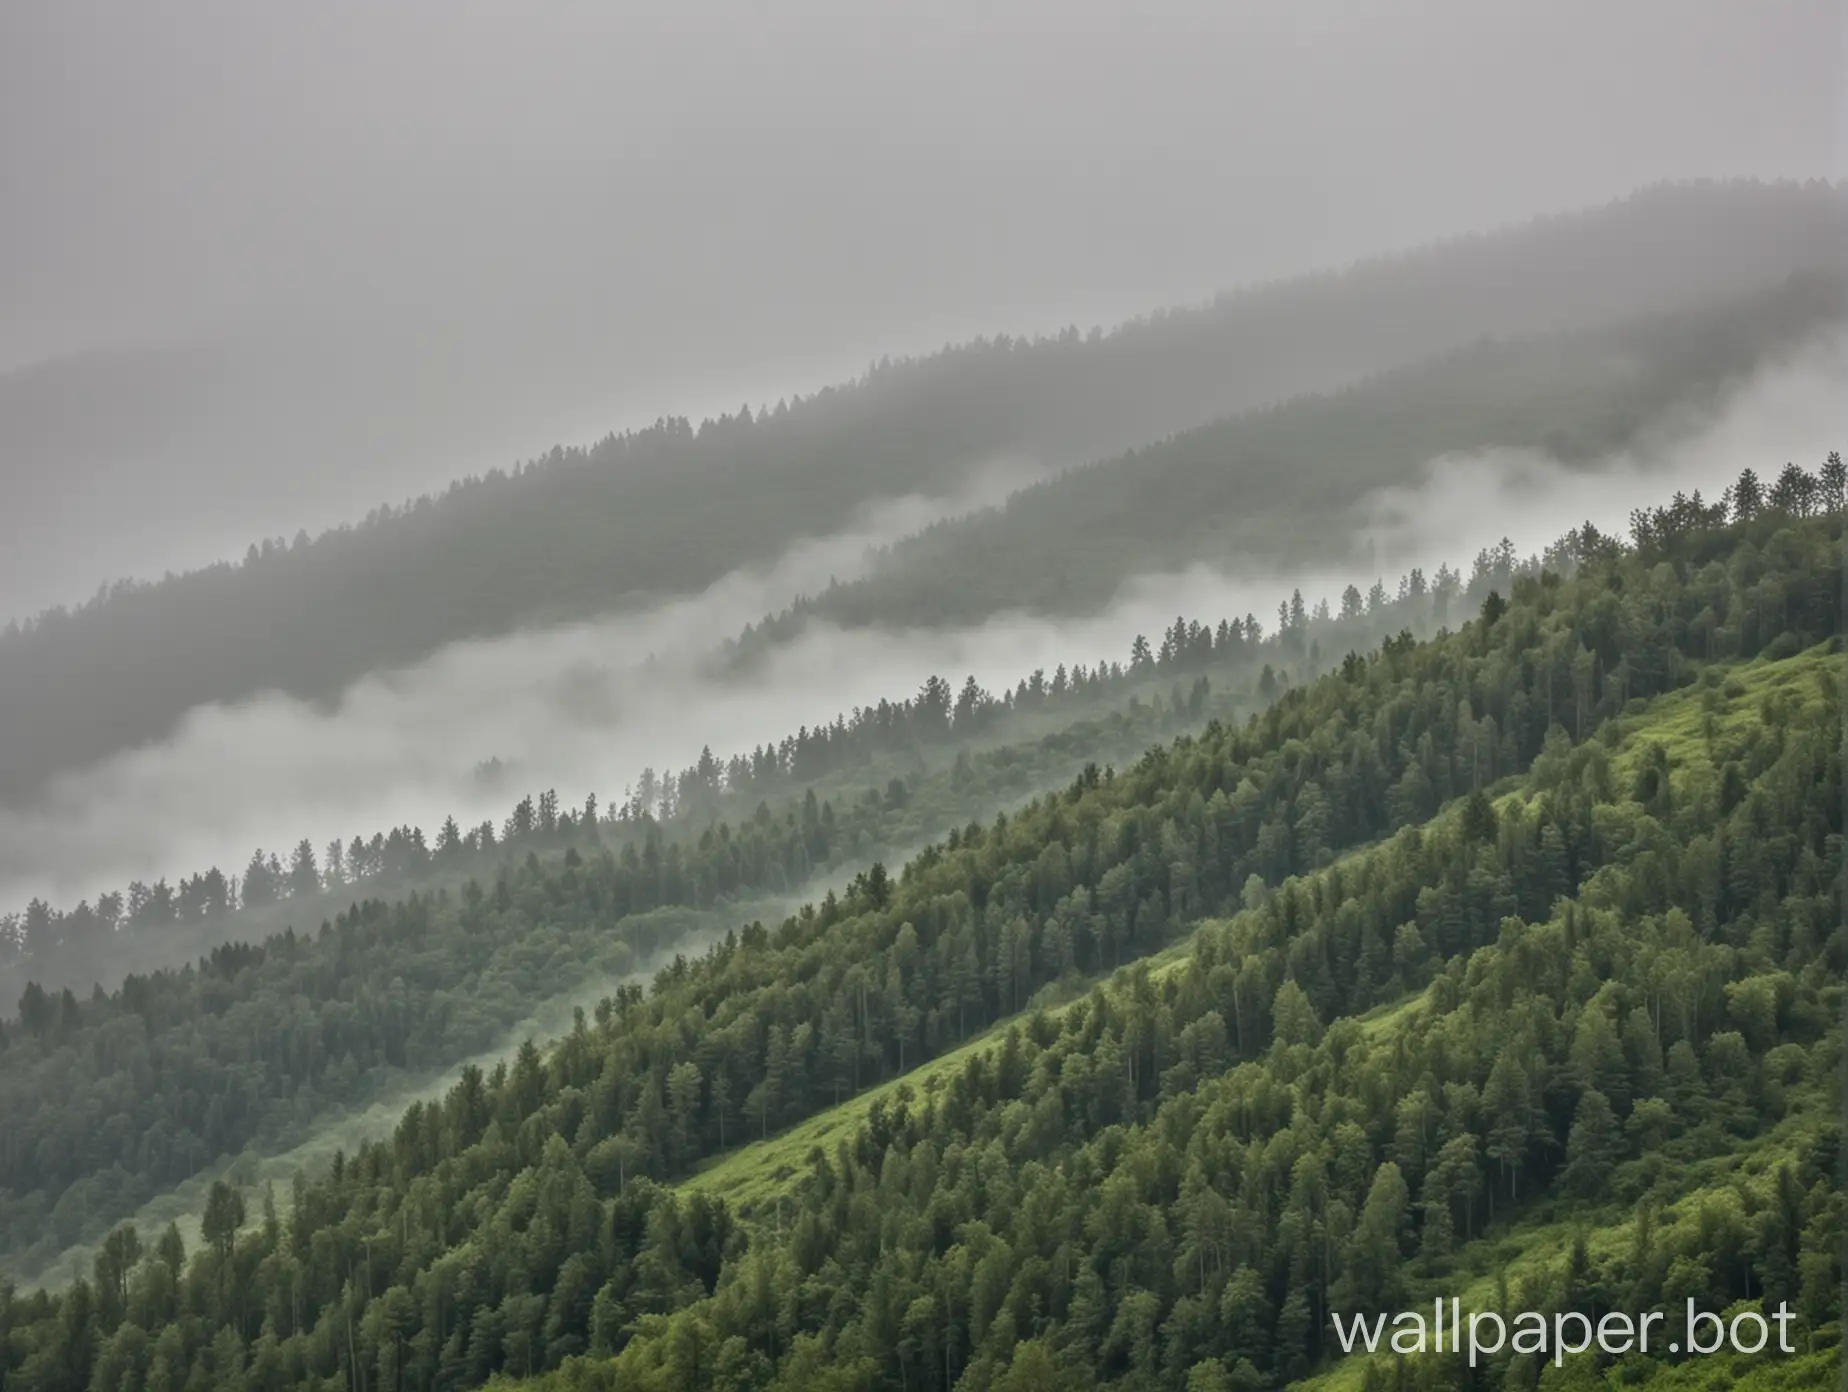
[3, 307, 1842, 945]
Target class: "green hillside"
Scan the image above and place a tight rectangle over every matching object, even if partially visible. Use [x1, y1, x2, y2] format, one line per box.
[574, 660, 1837, 1390]
[0, 632, 1291, 1278]
[0, 475, 1838, 1392]
[614, 645, 1840, 1392]
[678, 934, 1200, 1223]
[4, 566, 1499, 1279]
[675, 644, 1836, 1224]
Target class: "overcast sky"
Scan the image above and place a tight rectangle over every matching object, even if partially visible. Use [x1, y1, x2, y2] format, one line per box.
[2, 0, 1845, 615]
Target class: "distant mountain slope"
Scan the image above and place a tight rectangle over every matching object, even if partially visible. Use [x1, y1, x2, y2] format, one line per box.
[736, 274, 1846, 641]
[2, 179, 1844, 804]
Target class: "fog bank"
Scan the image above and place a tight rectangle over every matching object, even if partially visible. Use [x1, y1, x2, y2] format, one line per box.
[1, 334, 1841, 915]
[1363, 323, 1848, 570]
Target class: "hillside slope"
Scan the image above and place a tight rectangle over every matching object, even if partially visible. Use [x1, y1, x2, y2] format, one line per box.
[2, 578, 1456, 1006]
[530, 587, 1844, 1392]
[735, 277, 1844, 642]
[0, 472, 1835, 1392]
[3, 575, 1505, 1277]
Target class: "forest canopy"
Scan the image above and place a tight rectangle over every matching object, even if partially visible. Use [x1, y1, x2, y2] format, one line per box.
[0, 463, 1838, 1392]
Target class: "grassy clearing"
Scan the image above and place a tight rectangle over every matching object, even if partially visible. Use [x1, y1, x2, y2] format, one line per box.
[1605, 642, 1835, 781]
[679, 932, 1211, 1218]
[680, 1024, 1009, 1217]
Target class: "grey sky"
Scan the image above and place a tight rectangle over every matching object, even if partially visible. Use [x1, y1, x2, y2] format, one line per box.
[1, 0, 1844, 615]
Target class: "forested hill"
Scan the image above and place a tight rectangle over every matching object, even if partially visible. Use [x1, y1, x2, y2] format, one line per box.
[3, 179, 1846, 802]
[730, 276, 1845, 646]
[0, 557, 1506, 1277]
[0, 470, 1837, 1392]
[1, 559, 1462, 1008]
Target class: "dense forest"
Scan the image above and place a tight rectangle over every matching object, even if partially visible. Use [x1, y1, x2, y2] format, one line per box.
[0, 464, 1836, 1391]
[0, 677, 1231, 1279]
[0, 522, 1556, 1278]
[2, 181, 1845, 803]
[0, 522, 1537, 1005]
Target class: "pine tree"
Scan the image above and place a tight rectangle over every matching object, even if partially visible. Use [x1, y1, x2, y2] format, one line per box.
[1563, 1088, 1622, 1196]
[1483, 1049, 1532, 1200]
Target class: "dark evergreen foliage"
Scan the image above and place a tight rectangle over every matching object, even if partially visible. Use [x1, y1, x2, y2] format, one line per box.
[0, 470, 1837, 1392]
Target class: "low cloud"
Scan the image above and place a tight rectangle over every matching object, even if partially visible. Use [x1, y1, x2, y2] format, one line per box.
[1363, 324, 1848, 574]
[1, 329, 1840, 920]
